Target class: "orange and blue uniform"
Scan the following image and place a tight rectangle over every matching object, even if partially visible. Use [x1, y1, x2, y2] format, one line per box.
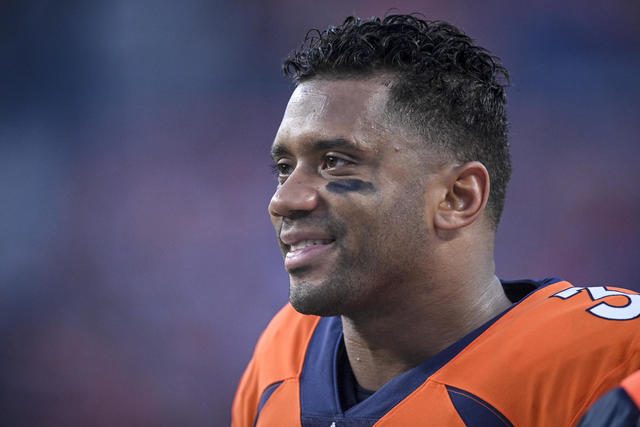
[233, 278, 640, 426]
[578, 369, 640, 426]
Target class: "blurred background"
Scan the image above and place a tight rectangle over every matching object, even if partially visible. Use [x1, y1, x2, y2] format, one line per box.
[1, 0, 639, 425]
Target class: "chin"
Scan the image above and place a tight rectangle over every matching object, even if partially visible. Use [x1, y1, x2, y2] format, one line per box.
[288, 279, 345, 317]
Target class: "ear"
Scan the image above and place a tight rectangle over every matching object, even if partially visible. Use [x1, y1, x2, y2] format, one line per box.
[434, 162, 490, 231]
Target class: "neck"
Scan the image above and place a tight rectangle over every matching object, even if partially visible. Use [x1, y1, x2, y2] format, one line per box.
[341, 272, 511, 391]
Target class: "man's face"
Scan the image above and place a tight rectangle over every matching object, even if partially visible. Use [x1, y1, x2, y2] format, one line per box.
[269, 78, 438, 317]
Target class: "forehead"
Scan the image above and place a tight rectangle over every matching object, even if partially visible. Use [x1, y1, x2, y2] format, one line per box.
[273, 78, 392, 152]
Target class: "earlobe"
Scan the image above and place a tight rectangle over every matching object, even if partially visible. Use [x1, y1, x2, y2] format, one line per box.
[434, 162, 490, 231]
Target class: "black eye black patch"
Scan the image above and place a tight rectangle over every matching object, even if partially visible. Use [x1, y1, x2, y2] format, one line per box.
[326, 179, 376, 195]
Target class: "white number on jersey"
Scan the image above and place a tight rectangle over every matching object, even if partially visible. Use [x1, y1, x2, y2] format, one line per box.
[551, 286, 640, 321]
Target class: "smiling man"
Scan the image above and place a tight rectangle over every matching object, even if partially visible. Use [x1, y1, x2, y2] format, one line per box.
[232, 15, 640, 426]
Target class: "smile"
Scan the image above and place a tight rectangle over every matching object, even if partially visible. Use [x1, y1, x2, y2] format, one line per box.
[289, 239, 334, 252]
[285, 240, 335, 270]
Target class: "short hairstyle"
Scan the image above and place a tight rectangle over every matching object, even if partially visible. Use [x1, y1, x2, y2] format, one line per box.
[283, 14, 511, 228]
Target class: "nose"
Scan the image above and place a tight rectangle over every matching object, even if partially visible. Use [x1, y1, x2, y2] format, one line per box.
[268, 168, 319, 219]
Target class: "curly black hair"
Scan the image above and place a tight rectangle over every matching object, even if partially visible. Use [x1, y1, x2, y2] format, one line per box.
[283, 14, 511, 228]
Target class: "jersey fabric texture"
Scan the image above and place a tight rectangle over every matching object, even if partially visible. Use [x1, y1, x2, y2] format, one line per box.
[232, 279, 640, 426]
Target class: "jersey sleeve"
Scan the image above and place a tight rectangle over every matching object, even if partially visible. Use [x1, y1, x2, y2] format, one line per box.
[232, 353, 261, 427]
[231, 304, 320, 427]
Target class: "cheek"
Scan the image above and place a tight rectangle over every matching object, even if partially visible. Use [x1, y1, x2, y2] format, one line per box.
[378, 185, 430, 240]
[338, 199, 389, 243]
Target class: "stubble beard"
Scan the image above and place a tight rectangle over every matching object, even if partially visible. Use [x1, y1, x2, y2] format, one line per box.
[287, 225, 408, 318]
[288, 239, 359, 316]
[286, 181, 430, 317]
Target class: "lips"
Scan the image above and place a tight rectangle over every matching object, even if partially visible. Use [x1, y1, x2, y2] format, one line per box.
[280, 232, 336, 271]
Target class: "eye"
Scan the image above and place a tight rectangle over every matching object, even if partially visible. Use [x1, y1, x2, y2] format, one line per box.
[271, 162, 293, 178]
[321, 155, 351, 170]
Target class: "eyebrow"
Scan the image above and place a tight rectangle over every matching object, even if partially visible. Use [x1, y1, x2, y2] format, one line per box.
[270, 138, 363, 159]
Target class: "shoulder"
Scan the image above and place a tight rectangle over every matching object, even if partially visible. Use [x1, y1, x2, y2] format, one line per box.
[545, 281, 640, 322]
[497, 279, 640, 365]
[519, 280, 640, 338]
[252, 303, 321, 379]
[434, 279, 640, 426]
[242, 303, 321, 391]
[232, 304, 320, 426]
[445, 280, 640, 370]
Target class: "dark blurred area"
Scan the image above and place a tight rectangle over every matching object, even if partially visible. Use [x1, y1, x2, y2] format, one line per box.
[1, 0, 639, 425]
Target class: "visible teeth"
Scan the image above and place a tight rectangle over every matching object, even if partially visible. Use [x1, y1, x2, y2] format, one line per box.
[289, 240, 332, 252]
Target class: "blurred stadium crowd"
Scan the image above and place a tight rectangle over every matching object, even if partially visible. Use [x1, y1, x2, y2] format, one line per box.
[1, 0, 639, 424]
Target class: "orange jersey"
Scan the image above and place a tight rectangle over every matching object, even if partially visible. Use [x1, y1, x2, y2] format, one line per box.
[232, 278, 640, 426]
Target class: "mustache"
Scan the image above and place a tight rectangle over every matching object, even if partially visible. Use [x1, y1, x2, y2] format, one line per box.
[279, 215, 346, 240]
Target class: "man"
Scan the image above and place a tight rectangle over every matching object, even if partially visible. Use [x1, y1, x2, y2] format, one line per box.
[232, 14, 640, 426]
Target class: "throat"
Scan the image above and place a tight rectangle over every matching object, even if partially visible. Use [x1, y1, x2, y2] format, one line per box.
[337, 338, 375, 410]
[340, 320, 424, 392]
